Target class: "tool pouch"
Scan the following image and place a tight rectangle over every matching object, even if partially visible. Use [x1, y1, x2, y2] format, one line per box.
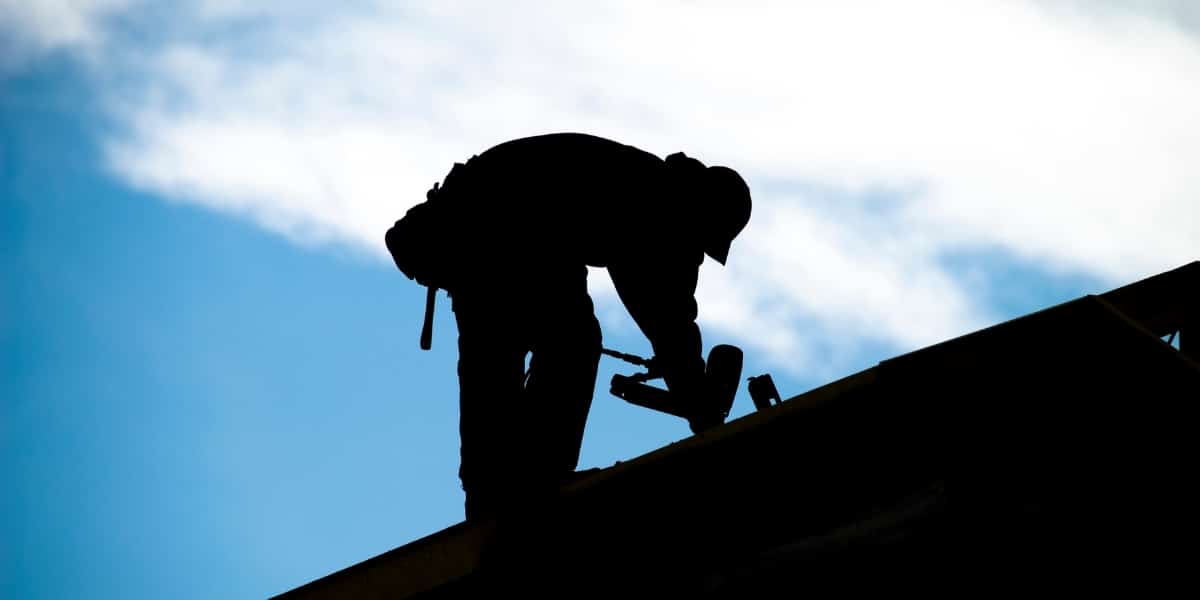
[384, 160, 474, 290]
[385, 201, 445, 288]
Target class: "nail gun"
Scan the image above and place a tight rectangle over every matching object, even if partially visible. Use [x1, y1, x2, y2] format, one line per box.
[602, 344, 744, 433]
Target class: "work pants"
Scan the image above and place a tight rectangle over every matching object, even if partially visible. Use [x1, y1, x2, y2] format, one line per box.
[451, 264, 601, 518]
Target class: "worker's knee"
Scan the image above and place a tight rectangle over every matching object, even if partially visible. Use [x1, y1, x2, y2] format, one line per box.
[580, 312, 602, 350]
[553, 311, 601, 355]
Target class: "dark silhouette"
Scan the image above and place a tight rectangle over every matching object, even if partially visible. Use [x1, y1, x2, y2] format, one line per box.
[385, 133, 752, 519]
[277, 252, 1199, 596]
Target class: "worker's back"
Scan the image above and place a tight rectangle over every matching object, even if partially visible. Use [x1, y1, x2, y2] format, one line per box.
[444, 133, 706, 269]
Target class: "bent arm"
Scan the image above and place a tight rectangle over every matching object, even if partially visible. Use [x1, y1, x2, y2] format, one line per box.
[608, 251, 706, 400]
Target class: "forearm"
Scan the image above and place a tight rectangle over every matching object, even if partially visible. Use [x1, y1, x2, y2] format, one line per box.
[652, 321, 706, 399]
[609, 255, 706, 399]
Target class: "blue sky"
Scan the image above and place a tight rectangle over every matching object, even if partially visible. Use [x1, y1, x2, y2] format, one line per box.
[3, 2, 1199, 599]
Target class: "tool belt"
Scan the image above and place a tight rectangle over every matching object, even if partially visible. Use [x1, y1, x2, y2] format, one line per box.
[385, 159, 478, 349]
[384, 159, 475, 291]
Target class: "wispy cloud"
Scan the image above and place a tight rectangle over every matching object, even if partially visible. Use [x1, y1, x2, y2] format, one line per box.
[7, 1, 1200, 375]
[0, 0, 133, 70]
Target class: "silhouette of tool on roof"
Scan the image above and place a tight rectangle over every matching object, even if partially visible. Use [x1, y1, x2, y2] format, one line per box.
[604, 345, 742, 424]
[277, 260, 1199, 598]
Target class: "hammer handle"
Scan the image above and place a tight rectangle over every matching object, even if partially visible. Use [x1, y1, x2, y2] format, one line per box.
[420, 286, 436, 350]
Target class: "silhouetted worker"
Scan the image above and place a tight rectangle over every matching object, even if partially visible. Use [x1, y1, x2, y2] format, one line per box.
[385, 133, 751, 519]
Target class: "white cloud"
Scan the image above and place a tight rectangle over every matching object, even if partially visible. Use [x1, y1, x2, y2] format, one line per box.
[0, 0, 133, 69]
[9, 1, 1200, 375]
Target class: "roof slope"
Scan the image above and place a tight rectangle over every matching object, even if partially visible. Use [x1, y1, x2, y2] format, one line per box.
[275, 261, 1199, 598]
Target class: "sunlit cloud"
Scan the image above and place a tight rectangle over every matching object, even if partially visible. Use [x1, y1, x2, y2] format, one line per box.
[6, 0, 1199, 375]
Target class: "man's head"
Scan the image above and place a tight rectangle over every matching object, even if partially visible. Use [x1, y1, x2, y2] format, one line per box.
[665, 152, 752, 264]
[698, 165, 752, 264]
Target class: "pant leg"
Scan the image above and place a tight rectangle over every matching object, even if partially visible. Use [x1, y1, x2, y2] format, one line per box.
[452, 288, 529, 517]
[523, 265, 602, 480]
